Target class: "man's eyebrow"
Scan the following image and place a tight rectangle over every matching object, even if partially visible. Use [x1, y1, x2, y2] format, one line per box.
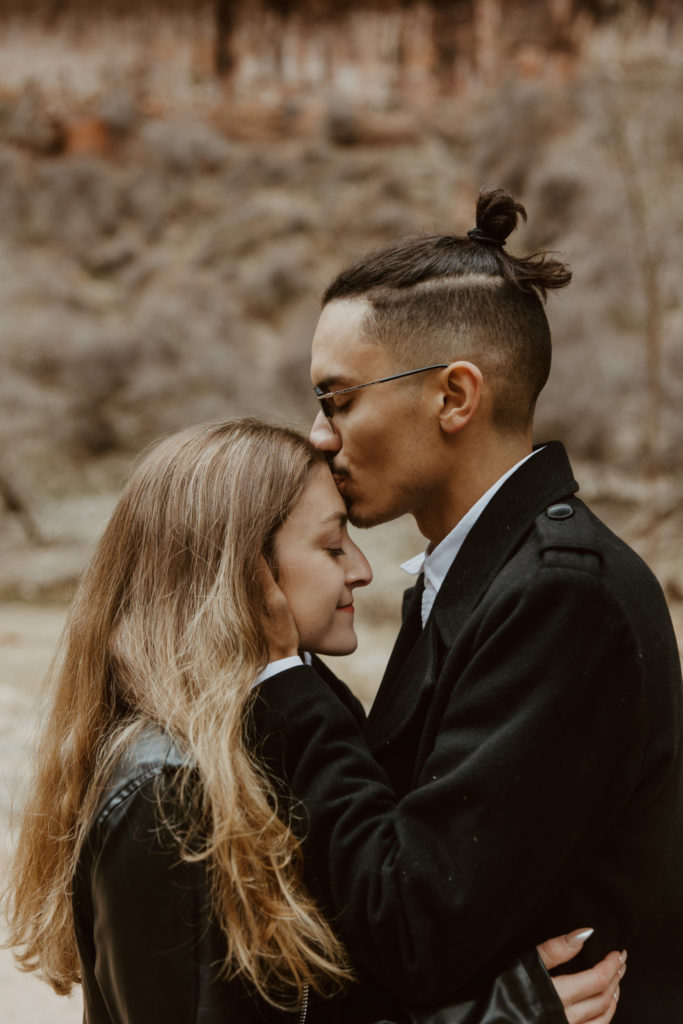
[314, 374, 353, 393]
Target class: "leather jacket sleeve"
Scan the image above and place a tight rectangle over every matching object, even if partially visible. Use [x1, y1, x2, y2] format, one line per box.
[388, 949, 567, 1024]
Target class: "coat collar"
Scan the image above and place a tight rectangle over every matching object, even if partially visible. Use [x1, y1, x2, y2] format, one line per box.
[364, 442, 578, 752]
[431, 441, 578, 645]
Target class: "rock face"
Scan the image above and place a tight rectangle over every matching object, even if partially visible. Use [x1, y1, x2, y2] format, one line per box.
[0, 3, 682, 607]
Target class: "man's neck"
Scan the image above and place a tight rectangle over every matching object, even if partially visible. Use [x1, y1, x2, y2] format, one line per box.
[414, 434, 533, 546]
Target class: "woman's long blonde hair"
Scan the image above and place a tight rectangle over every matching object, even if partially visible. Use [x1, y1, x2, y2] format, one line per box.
[4, 419, 350, 1009]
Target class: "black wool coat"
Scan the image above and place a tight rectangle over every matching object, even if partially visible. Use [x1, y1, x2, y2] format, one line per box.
[255, 442, 683, 1023]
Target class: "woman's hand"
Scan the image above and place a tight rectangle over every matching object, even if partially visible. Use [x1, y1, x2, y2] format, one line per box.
[259, 556, 300, 661]
[537, 929, 626, 1024]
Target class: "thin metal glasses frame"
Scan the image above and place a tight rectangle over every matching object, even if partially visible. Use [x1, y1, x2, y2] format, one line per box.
[313, 363, 448, 419]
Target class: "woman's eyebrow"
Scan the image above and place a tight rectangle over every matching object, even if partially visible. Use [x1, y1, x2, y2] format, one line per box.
[319, 512, 348, 527]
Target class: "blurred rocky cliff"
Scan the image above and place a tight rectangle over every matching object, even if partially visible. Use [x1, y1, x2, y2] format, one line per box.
[0, 0, 681, 625]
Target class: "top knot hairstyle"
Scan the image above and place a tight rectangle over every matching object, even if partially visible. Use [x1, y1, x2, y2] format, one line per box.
[322, 188, 572, 431]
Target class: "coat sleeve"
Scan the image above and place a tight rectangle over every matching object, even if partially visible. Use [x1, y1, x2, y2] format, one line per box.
[254, 562, 649, 1006]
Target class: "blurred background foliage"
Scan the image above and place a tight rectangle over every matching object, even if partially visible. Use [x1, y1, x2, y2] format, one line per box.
[0, 0, 681, 617]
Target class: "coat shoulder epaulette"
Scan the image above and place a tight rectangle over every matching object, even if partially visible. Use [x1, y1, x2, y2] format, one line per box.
[533, 500, 602, 573]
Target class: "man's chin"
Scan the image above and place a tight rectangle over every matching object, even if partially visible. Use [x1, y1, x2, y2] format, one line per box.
[340, 481, 406, 529]
[347, 502, 401, 530]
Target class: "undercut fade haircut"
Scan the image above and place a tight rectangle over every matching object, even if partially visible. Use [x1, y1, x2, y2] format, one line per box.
[322, 188, 572, 432]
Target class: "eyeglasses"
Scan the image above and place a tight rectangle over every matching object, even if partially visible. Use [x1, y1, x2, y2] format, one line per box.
[313, 364, 448, 419]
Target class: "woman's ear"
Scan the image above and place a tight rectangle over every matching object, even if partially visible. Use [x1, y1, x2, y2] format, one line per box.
[262, 538, 280, 583]
[437, 361, 483, 435]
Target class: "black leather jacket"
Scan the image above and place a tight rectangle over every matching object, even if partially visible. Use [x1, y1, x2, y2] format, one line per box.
[73, 727, 566, 1024]
[73, 728, 300, 1024]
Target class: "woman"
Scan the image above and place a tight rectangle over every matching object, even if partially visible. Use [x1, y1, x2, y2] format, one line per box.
[4, 420, 622, 1023]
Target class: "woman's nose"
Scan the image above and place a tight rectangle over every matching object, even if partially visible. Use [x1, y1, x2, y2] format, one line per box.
[347, 547, 373, 589]
[309, 410, 341, 453]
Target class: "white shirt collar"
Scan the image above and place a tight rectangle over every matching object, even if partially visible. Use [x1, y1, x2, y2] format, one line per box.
[401, 449, 541, 627]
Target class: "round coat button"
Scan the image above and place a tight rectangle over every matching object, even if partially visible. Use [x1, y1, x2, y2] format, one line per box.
[546, 503, 574, 519]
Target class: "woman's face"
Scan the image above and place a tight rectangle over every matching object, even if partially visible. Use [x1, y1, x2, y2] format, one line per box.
[273, 464, 372, 656]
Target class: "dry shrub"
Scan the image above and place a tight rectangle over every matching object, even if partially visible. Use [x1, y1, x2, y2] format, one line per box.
[137, 118, 232, 174]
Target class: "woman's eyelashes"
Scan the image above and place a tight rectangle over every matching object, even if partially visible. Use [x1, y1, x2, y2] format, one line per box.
[326, 547, 345, 558]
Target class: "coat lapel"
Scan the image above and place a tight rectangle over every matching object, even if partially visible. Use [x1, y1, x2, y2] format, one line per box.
[364, 442, 578, 753]
[379, 575, 424, 690]
[364, 610, 442, 756]
[364, 576, 426, 749]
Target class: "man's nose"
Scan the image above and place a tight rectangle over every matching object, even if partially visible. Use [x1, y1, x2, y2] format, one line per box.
[309, 410, 341, 453]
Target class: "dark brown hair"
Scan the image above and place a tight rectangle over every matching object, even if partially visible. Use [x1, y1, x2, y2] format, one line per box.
[323, 188, 572, 431]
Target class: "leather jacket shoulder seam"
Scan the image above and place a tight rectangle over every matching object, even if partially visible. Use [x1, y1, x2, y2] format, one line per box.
[95, 763, 168, 829]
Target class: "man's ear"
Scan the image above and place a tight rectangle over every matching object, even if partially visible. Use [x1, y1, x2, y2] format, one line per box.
[437, 361, 483, 434]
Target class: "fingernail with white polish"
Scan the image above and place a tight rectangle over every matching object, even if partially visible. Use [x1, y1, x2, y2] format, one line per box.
[568, 927, 595, 946]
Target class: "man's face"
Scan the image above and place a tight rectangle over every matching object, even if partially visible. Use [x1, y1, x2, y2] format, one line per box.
[309, 298, 438, 529]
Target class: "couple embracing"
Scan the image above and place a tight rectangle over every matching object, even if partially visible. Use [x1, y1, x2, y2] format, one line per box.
[6, 189, 682, 1023]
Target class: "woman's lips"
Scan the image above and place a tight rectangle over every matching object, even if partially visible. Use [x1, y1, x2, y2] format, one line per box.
[337, 604, 354, 614]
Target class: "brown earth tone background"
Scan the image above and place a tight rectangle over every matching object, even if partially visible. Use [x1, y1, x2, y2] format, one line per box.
[1, 1, 682, 1018]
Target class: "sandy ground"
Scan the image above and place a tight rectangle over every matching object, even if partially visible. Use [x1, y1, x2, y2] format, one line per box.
[0, 603, 83, 1022]
[0, 953, 82, 1024]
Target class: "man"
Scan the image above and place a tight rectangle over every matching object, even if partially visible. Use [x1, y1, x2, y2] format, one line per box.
[257, 188, 683, 1022]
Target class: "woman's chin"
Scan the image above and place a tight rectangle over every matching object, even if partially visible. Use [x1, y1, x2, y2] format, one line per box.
[312, 632, 358, 658]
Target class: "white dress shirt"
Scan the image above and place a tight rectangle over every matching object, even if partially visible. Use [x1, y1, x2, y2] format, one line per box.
[254, 651, 313, 686]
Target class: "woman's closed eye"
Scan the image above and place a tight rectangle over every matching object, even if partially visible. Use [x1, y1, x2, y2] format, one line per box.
[326, 547, 345, 558]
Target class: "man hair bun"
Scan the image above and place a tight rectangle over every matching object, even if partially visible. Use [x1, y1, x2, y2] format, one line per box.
[475, 187, 527, 247]
[468, 186, 571, 300]
[321, 184, 571, 306]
